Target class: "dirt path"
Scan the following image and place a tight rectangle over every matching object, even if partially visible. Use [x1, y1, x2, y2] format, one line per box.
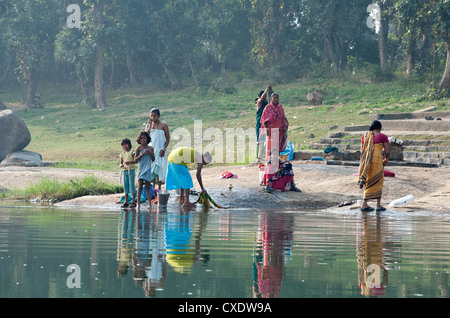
[1, 161, 449, 214]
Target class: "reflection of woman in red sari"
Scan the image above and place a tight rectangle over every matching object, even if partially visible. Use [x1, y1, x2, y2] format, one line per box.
[260, 93, 300, 193]
[253, 212, 293, 298]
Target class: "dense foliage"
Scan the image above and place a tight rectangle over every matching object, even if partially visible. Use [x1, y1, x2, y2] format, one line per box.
[0, 0, 449, 109]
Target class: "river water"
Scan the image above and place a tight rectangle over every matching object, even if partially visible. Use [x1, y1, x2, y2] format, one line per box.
[0, 201, 449, 298]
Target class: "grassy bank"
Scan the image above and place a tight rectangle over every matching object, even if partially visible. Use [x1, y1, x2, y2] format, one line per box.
[1, 71, 449, 171]
[1, 175, 123, 202]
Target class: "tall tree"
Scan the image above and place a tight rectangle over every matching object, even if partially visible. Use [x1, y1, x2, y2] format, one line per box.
[393, 0, 433, 77]
[248, 0, 298, 67]
[7, 0, 60, 109]
[202, 0, 252, 73]
[149, 0, 205, 90]
[93, 0, 108, 108]
[111, 0, 150, 87]
[55, 2, 95, 104]
[436, 0, 450, 95]
[82, 0, 110, 108]
[377, 0, 394, 73]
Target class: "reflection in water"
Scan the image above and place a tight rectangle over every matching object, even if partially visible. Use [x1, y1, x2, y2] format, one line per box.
[117, 209, 167, 296]
[117, 207, 210, 296]
[117, 210, 135, 278]
[2, 203, 450, 298]
[356, 212, 406, 297]
[253, 213, 294, 298]
[165, 210, 193, 274]
[356, 212, 388, 296]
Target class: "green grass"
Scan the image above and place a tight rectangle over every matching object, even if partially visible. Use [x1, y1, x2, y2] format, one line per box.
[1, 174, 123, 202]
[1, 70, 449, 170]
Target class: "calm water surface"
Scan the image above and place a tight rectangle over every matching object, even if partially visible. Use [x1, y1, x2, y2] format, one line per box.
[1, 202, 449, 298]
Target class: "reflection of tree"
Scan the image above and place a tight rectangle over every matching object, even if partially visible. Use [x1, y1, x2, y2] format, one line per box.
[356, 212, 388, 297]
[253, 212, 294, 298]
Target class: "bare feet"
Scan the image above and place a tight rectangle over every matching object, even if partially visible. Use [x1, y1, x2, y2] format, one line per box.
[182, 201, 194, 208]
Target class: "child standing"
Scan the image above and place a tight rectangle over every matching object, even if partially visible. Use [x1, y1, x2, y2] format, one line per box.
[134, 131, 155, 211]
[145, 108, 170, 192]
[119, 138, 137, 209]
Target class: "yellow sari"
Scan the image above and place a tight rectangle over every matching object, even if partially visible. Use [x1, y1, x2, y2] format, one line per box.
[358, 132, 384, 200]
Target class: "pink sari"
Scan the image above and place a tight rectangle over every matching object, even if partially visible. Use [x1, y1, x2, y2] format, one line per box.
[260, 102, 288, 188]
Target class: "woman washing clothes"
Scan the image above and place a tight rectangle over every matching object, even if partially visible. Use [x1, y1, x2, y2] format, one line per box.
[358, 120, 390, 211]
[165, 147, 212, 208]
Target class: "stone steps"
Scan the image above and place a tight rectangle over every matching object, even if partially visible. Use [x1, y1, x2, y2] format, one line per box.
[342, 120, 450, 132]
[311, 141, 450, 155]
[303, 111, 450, 166]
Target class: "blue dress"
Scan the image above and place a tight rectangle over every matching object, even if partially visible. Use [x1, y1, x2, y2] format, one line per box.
[137, 149, 152, 183]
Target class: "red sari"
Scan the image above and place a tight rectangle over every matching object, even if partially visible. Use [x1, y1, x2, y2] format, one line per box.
[260, 102, 289, 188]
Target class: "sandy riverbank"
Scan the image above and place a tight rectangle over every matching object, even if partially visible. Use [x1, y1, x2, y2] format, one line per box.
[1, 161, 449, 214]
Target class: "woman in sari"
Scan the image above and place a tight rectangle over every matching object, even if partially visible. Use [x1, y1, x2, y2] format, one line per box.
[260, 93, 300, 193]
[358, 120, 390, 211]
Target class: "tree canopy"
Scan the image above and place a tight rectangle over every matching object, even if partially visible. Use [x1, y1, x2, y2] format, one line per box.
[0, 0, 449, 109]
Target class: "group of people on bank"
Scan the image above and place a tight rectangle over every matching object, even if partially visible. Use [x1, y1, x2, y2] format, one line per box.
[119, 108, 212, 211]
[119, 85, 391, 212]
[255, 85, 391, 212]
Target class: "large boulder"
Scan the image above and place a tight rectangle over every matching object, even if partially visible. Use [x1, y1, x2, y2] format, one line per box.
[0, 150, 43, 167]
[0, 109, 31, 162]
[306, 91, 324, 106]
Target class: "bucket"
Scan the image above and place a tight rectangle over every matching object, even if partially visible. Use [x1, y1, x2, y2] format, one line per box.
[259, 164, 265, 184]
[158, 190, 170, 206]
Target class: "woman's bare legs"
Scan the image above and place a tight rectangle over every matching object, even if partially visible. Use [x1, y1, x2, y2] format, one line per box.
[182, 189, 194, 208]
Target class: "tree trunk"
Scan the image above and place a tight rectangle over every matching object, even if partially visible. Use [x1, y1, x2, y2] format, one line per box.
[185, 56, 199, 87]
[161, 63, 181, 90]
[109, 53, 115, 89]
[378, 1, 389, 73]
[93, 0, 108, 109]
[323, 0, 339, 71]
[76, 62, 90, 104]
[324, 34, 339, 71]
[126, 39, 138, 87]
[439, 38, 450, 96]
[405, 37, 415, 78]
[25, 67, 40, 109]
[156, 40, 181, 90]
[94, 42, 108, 108]
[337, 38, 348, 70]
